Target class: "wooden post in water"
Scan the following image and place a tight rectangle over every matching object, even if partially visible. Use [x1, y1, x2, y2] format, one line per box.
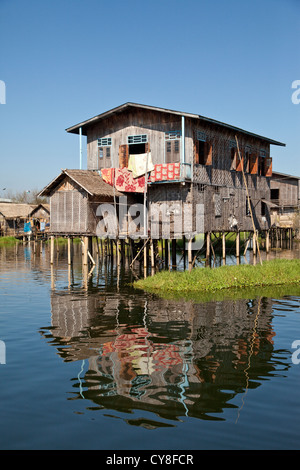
[236, 231, 240, 260]
[150, 238, 155, 271]
[143, 238, 147, 271]
[50, 235, 54, 265]
[68, 237, 73, 265]
[266, 230, 270, 254]
[206, 232, 211, 266]
[253, 231, 257, 257]
[172, 239, 177, 268]
[222, 232, 226, 262]
[188, 238, 192, 272]
[82, 236, 88, 266]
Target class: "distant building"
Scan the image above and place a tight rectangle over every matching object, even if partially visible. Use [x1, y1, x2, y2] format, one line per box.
[0, 203, 34, 236]
[270, 171, 300, 229]
[0, 202, 51, 237]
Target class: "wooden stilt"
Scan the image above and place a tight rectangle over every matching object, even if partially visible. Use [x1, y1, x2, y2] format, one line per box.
[253, 232, 257, 256]
[172, 239, 177, 268]
[68, 237, 73, 265]
[164, 239, 169, 267]
[150, 239, 155, 270]
[206, 232, 211, 265]
[266, 230, 270, 253]
[188, 238, 192, 272]
[144, 239, 147, 271]
[117, 238, 121, 267]
[222, 232, 226, 260]
[50, 235, 54, 265]
[82, 236, 88, 266]
[236, 231, 240, 259]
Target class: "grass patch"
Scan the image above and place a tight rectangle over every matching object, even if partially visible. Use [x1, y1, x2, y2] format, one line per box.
[133, 259, 300, 295]
[0, 236, 19, 245]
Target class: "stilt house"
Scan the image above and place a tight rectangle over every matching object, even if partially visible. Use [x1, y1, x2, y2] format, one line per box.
[270, 171, 300, 229]
[39, 102, 285, 241]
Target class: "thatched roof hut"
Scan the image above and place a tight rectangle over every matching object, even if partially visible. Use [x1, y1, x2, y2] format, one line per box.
[0, 203, 35, 236]
[39, 169, 122, 199]
[0, 203, 35, 220]
[38, 169, 123, 235]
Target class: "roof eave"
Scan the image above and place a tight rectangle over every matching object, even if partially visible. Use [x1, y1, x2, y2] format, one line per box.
[65, 102, 285, 146]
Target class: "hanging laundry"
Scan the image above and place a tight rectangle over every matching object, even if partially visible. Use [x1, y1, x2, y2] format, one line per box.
[101, 168, 115, 186]
[114, 168, 146, 193]
[152, 163, 181, 181]
[24, 222, 32, 233]
[128, 153, 154, 178]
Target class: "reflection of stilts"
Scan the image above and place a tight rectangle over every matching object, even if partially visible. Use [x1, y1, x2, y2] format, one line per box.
[236, 296, 262, 423]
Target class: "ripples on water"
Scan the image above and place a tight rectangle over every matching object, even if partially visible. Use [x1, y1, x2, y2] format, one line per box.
[0, 242, 299, 449]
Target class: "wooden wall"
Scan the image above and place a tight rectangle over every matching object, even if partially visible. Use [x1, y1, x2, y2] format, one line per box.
[86, 108, 189, 170]
[270, 174, 299, 207]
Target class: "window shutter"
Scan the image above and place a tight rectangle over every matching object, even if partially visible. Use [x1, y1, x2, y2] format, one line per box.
[119, 144, 129, 168]
[205, 142, 213, 166]
[230, 148, 237, 170]
[236, 149, 243, 172]
[194, 138, 199, 164]
[249, 154, 258, 174]
[265, 157, 272, 177]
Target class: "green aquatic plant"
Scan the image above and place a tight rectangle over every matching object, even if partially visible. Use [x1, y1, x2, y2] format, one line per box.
[134, 259, 300, 295]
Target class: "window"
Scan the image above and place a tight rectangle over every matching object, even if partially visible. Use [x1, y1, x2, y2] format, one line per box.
[261, 201, 267, 217]
[271, 188, 279, 200]
[230, 147, 237, 170]
[128, 135, 148, 144]
[214, 191, 222, 217]
[194, 131, 212, 166]
[165, 130, 181, 163]
[98, 137, 112, 165]
[244, 150, 250, 173]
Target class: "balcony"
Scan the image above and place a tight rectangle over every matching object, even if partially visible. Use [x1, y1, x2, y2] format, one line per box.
[100, 162, 192, 194]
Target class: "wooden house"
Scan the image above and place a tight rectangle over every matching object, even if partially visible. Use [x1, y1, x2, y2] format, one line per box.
[39, 102, 286, 265]
[29, 203, 50, 232]
[39, 169, 122, 236]
[0, 202, 35, 236]
[270, 171, 300, 229]
[66, 103, 284, 235]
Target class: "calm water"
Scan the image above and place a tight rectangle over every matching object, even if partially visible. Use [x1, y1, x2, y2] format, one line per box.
[0, 241, 300, 450]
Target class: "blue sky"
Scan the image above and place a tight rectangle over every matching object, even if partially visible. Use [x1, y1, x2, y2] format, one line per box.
[0, 0, 299, 194]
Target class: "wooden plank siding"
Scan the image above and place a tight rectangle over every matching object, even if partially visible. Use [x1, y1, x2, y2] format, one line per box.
[82, 107, 275, 235]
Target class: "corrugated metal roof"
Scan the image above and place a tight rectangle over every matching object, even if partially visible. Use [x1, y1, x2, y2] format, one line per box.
[65, 102, 285, 147]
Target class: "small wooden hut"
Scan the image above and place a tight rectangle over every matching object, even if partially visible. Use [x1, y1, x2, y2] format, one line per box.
[39, 169, 123, 236]
[270, 171, 300, 228]
[29, 203, 50, 233]
[0, 203, 34, 236]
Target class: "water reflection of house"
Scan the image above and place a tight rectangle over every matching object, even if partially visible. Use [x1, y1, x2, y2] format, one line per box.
[45, 287, 277, 423]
